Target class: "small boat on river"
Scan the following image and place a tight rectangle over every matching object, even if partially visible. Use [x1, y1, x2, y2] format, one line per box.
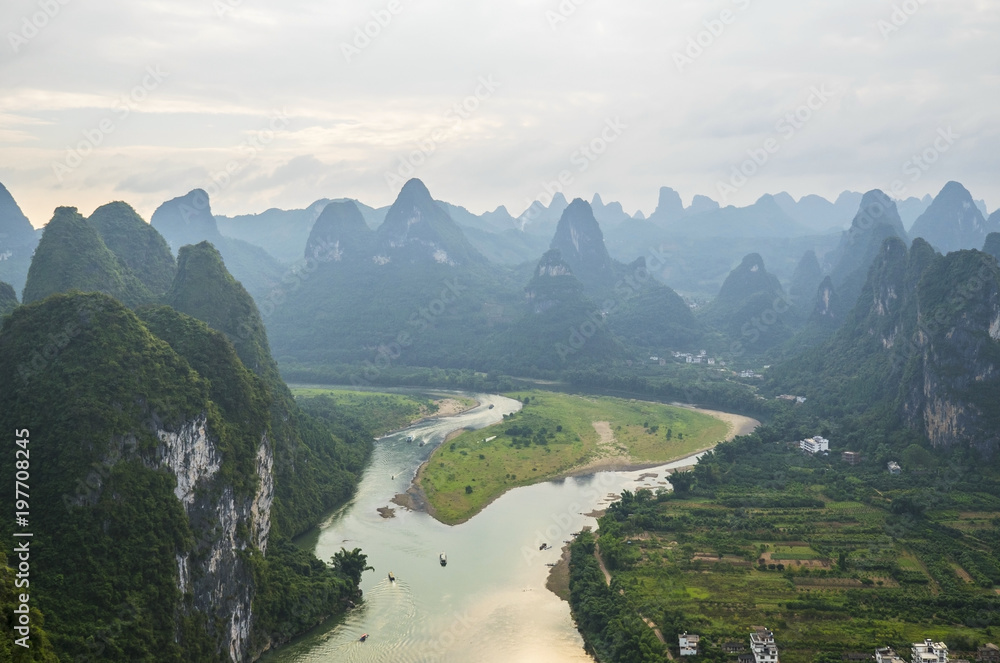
[405, 435, 414, 443]
[388, 571, 395, 582]
[359, 633, 369, 642]
[439, 552, 447, 566]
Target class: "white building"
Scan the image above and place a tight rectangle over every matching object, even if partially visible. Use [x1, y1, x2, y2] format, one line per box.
[799, 436, 830, 454]
[913, 640, 949, 663]
[876, 647, 907, 663]
[887, 461, 902, 475]
[751, 628, 779, 663]
[680, 632, 700, 656]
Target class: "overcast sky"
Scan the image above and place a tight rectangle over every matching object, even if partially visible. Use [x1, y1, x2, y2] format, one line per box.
[1, 0, 997, 227]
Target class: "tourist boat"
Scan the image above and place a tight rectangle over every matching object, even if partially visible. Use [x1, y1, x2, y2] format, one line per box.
[388, 571, 395, 582]
[405, 435, 414, 443]
[419, 439, 427, 447]
[439, 553, 447, 566]
[359, 633, 369, 642]
[488, 404, 494, 409]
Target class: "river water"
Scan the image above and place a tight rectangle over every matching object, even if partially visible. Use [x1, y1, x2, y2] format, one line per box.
[264, 392, 706, 663]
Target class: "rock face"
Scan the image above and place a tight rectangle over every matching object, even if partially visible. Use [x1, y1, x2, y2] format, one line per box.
[909, 181, 991, 254]
[525, 249, 585, 314]
[899, 247, 1000, 457]
[153, 415, 271, 663]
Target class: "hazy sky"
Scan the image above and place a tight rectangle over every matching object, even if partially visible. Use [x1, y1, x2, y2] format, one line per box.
[1, 0, 997, 227]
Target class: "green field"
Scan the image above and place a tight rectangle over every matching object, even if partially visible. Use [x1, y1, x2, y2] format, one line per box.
[290, 387, 465, 437]
[418, 390, 731, 524]
[574, 434, 1000, 663]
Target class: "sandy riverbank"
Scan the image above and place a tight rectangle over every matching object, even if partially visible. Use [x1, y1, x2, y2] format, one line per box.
[548, 405, 759, 479]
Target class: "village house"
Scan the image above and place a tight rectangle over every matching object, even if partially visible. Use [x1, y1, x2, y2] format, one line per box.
[912, 639, 949, 663]
[977, 644, 999, 663]
[680, 632, 700, 656]
[887, 461, 902, 475]
[800, 436, 830, 454]
[724, 642, 747, 654]
[842, 451, 862, 465]
[875, 647, 907, 663]
[750, 628, 779, 663]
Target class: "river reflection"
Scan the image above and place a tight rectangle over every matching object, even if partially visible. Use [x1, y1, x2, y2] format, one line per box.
[264, 393, 705, 663]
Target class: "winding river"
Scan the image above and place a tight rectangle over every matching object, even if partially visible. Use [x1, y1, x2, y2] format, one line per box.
[263, 392, 715, 663]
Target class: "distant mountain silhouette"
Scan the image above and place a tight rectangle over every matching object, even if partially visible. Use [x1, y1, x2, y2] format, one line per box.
[910, 181, 993, 254]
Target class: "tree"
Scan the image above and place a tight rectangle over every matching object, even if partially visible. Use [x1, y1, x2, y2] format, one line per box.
[465, 485, 473, 494]
[670, 470, 695, 495]
[331, 548, 373, 586]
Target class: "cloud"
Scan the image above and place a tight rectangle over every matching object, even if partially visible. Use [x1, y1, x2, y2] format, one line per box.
[0, 0, 996, 225]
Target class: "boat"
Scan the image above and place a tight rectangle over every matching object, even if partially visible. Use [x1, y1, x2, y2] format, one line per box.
[419, 439, 427, 447]
[388, 571, 395, 582]
[439, 553, 447, 566]
[405, 435, 414, 443]
[488, 404, 494, 409]
[359, 633, 369, 642]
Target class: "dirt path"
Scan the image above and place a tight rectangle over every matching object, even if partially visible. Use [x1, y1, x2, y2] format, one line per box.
[594, 542, 613, 586]
[595, 541, 671, 656]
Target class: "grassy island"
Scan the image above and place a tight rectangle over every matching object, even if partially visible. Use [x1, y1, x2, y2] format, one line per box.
[417, 390, 740, 524]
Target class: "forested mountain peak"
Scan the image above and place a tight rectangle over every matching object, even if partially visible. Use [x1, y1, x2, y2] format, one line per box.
[377, 178, 484, 266]
[89, 200, 176, 295]
[549, 198, 615, 291]
[304, 199, 374, 262]
[22, 206, 152, 307]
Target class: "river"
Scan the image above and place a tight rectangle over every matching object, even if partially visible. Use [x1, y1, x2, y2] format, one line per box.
[263, 392, 712, 663]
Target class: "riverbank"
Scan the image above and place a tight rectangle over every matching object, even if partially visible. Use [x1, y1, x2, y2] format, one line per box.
[410, 391, 760, 525]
